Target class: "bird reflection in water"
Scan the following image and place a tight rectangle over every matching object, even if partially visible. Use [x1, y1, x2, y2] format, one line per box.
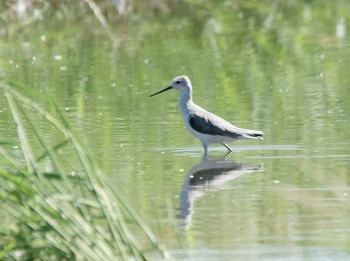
[178, 155, 262, 229]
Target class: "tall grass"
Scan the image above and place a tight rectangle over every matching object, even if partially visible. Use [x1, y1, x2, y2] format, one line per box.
[0, 77, 170, 260]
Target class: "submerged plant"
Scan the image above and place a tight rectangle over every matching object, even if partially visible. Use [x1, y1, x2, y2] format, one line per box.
[0, 77, 170, 260]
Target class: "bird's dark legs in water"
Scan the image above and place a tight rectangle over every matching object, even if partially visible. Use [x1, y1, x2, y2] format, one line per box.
[222, 143, 232, 153]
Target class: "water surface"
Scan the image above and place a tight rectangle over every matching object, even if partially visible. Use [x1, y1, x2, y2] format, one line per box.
[1, 2, 350, 260]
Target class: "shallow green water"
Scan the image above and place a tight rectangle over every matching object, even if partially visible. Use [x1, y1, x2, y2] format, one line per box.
[1, 1, 350, 260]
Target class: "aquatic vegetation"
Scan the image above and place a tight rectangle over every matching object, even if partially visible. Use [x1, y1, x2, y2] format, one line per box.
[0, 77, 170, 260]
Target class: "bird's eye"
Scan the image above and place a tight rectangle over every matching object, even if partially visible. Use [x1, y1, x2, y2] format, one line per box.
[175, 80, 181, 84]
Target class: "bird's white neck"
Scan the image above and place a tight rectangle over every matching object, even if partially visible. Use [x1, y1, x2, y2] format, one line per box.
[178, 91, 193, 117]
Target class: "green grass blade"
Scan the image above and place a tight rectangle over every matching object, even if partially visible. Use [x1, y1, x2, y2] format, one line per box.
[0, 78, 171, 260]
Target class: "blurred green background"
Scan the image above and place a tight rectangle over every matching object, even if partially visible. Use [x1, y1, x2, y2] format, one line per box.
[1, 1, 350, 260]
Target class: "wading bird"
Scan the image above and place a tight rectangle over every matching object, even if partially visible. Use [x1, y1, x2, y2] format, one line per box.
[149, 75, 263, 154]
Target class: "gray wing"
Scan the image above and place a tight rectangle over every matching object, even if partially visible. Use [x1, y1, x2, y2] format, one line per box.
[189, 113, 263, 139]
[189, 114, 241, 139]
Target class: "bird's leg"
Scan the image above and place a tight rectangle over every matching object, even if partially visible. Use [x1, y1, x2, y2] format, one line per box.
[222, 143, 232, 153]
[202, 143, 208, 156]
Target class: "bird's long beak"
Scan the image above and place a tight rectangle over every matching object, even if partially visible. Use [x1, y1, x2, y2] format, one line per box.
[149, 86, 172, 97]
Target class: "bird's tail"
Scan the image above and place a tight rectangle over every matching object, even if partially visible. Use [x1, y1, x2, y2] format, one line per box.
[241, 129, 264, 140]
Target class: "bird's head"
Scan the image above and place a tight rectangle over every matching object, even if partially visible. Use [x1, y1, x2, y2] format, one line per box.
[149, 75, 192, 97]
